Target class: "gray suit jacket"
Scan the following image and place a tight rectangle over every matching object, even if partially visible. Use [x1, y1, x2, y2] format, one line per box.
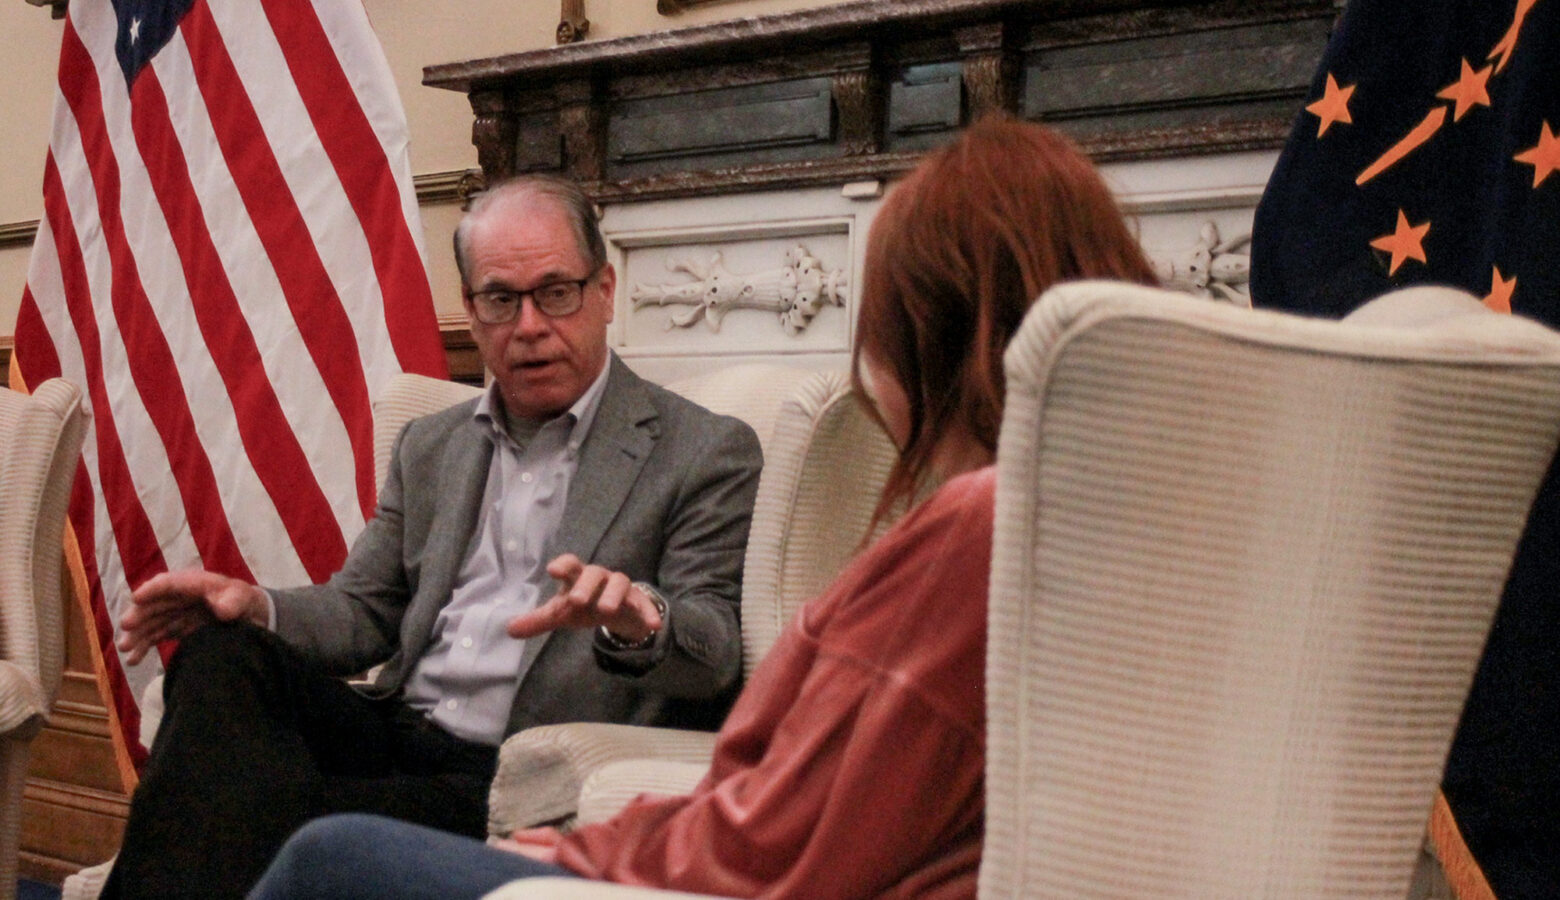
[271, 355, 763, 737]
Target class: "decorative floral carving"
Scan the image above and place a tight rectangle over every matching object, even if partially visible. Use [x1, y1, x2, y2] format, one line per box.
[1151, 221, 1252, 306]
[631, 244, 848, 334]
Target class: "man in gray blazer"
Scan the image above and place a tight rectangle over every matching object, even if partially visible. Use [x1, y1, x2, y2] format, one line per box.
[104, 175, 763, 900]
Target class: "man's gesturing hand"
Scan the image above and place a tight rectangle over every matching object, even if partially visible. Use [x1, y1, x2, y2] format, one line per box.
[506, 554, 663, 643]
[118, 570, 270, 665]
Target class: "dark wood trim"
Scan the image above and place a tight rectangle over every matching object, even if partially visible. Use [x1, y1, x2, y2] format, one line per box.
[413, 168, 487, 206]
[0, 220, 40, 250]
[424, 0, 1137, 92]
[25, 0, 68, 20]
[424, 0, 1337, 204]
[439, 317, 485, 386]
[658, 0, 749, 14]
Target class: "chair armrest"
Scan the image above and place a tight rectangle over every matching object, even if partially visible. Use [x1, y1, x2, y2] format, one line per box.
[487, 723, 717, 836]
[0, 660, 47, 738]
[577, 759, 710, 825]
[482, 877, 725, 899]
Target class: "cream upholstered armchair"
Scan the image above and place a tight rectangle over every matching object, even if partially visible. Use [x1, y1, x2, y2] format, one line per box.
[484, 364, 898, 834]
[1, 378, 87, 899]
[980, 282, 1560, 898]
[482, 282, 1560, 900]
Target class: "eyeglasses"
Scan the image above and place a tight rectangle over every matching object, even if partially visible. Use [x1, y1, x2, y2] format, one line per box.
[467, 272, 597, 325]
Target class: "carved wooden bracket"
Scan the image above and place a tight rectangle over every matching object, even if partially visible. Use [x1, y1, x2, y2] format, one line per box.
[470, 90, 518, 180]
[955, 24, 1014, 119]
[557, 0, 589, 45]
[833, 69, 881, 157]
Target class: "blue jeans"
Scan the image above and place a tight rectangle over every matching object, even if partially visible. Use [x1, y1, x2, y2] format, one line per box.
[247, 813, 579, 899]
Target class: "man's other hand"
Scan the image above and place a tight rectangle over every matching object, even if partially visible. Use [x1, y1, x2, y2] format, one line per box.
[506, 553, 663, 642]
[119, 570, 269, 665]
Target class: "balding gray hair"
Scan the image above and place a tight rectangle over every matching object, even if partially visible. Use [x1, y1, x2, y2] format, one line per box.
[453, 174, 607, 288]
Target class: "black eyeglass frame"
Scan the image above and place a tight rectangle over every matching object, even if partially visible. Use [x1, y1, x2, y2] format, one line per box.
[466, 269, 601, 325]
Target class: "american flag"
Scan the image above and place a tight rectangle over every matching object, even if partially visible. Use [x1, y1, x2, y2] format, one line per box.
[1251, 0, 1560, 895]
[8, 0, 447, 779]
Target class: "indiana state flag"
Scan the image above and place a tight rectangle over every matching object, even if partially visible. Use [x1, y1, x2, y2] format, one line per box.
[1250, 2, 1560, 896]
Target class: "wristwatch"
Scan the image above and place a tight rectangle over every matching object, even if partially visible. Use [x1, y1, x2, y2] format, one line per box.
[598, 582, 668, 651]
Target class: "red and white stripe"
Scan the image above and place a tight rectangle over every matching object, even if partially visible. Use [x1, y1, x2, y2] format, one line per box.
[12, 0, 445, 767]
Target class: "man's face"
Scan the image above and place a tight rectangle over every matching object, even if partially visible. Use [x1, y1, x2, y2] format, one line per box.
[461, 199, 616, 421]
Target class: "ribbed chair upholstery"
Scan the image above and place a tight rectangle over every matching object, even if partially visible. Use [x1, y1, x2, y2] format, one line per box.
[0, 379, 87, 900]
[371, 373, 486, 492]
[486, 366, 898, 835]
[481, 281, 1560, 900]
[980, 282, 1560, 898]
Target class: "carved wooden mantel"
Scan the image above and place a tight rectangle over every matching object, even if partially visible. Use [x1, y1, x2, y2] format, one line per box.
[423, 0, 1338, 205]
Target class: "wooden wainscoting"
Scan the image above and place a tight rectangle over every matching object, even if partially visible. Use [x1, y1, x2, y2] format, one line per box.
[20, 563, 129, 884]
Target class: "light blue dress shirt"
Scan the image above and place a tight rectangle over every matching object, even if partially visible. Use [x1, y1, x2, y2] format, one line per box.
[400, 362, 611, 746]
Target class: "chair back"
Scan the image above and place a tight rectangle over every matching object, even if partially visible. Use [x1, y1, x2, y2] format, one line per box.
[722, 369, 897, 673]
[0, 377, 87, 895]
[372, 374, 484, 494]
[981, 282, 1560, 898]
[0, 378, 86, 716]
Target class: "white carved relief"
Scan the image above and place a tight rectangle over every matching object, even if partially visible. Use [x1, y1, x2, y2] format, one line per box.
[1147, 221, 1252, 307]
[630, 243, 849, 334]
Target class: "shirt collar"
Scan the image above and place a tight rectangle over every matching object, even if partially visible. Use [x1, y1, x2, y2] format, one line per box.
[473, 356, 612, 452]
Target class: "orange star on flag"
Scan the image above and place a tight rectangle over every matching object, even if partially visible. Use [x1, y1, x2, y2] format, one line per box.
[1436, 58, 1493, 121]
[1515, 121, 1560, 187]
[1306, 73, 1355, 137]
[1370, 210, 1431, 275]
[1484, 266, 1516, 314]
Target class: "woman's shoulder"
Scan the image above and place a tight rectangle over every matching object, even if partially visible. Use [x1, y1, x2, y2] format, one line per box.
[924, 466, 997, 518]
[889, 466, 997, 553]
[805, 466, 996, 638]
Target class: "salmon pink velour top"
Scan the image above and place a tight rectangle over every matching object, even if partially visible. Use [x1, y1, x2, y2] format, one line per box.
[553, 467, 994, 899]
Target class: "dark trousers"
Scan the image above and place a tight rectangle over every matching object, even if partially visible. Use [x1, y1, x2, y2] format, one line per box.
[101, 622, 498, 900]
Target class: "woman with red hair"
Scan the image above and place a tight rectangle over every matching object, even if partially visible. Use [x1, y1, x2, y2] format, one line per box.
[248, 115, 1157, 900]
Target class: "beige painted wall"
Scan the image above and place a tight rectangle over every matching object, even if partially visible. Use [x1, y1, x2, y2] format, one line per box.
[0, 0, 853, 337]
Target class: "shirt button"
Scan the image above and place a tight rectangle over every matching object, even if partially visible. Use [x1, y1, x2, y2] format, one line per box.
[444, 699, 458, 711]
[521, 472, 534, 484]
[505, 539, 519, 553]
[461, 636, 474, 649]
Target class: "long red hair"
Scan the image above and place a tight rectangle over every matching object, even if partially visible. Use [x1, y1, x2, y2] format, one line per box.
[853, 116, 1158, 522]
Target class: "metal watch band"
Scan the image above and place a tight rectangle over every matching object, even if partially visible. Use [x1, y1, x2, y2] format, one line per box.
[598, 582, 668, 650]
